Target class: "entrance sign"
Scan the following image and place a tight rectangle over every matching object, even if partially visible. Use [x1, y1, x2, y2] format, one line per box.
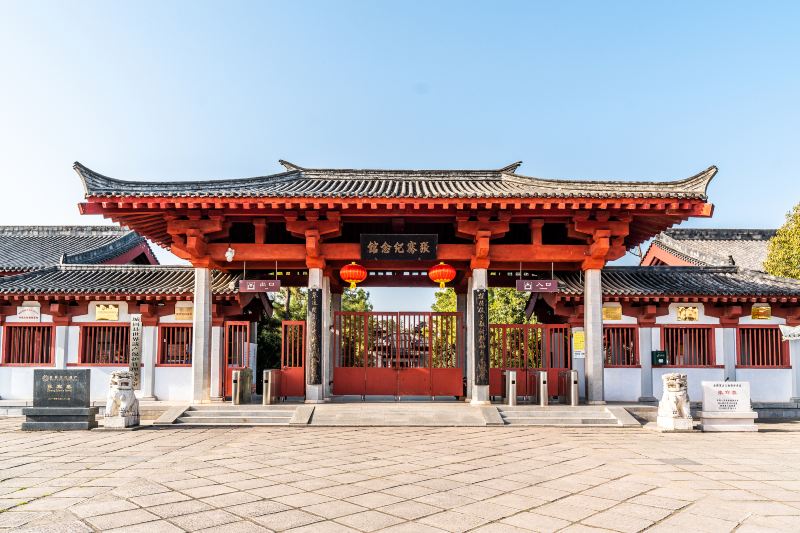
[96, 304, 119, 321]
[129, 314, 143, 390]
[239, 279, 281, 293]
[361, 234, 437, 261]
[751, 304, 771, 320]
[515, 279, 558, 292]
[174, 306, 193, 321]
[473, 289, 489, 386]
[16, 305, 41, 322]
[307, 288, 322, 385]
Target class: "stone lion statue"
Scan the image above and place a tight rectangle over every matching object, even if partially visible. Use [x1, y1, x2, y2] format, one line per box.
[105, 370, 139, 419]
[658, 373, 691, 419]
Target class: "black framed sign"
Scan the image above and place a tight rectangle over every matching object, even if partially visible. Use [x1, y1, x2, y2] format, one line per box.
[360, 234, 437, 261]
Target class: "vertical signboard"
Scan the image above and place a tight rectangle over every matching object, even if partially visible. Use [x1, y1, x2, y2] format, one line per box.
[473, 289, 489, 386]
[307, 288, 322, 385]
[129, 314, 143, 390]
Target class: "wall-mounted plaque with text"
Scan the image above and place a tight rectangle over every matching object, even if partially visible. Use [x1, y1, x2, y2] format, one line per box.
[360, 234, 437, 261]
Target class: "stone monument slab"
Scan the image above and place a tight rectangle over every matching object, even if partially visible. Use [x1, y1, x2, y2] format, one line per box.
[23, 369, 98, 430]
[700, 381, 758, 432]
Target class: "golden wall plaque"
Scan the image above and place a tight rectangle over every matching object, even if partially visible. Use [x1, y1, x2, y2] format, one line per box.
[677, 306, 699, 321]
[602, 306, 622, 321]
[751, 305, 771, 320]
[95, 304, 119, 321]
[175, 306, 194, 321]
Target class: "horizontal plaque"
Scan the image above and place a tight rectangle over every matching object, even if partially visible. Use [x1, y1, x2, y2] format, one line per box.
[174, 306, 193, 321]
[602, 306, 622, 321]
[239, 279, 281, 293]
[676, 306, 698, 321]
[95, 304, 119, 321]
[16, 306, 40, 322]
[751, 305, 771, 320]
[361, 234, 437, 261]
[515, 279, 558, 292]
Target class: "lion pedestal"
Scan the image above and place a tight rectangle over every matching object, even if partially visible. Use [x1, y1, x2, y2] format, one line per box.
[657, 373, 694, 431]
[104, 370, 140, 428]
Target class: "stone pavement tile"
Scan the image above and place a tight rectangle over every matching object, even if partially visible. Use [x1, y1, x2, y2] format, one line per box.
[378, 523, 448, 533]
[0, 511, 41, 528]
[14, 496, 86, 511]
[476, 478, 530, 492]
[512, 485, 571, 502]
[253, 509, 323, 531]
[416, 478, 463, 492]
[16, 518, 93, 533]
[106, 520, 185, 533]
[201, 490, 261, 508]
[164, 477, 216, 490]
[314, 484, 372, 499]
[534, 501, 598, 522]
[414, 490, 476, 509]
[610, 502, 672, 522]
[227, 478, 278, 491]
[379, 500, 441, 520]
[381, 483, 438, 499]
[471, 524, 534, 533]
[740, 515, 800, 532]
[6, 487, 63, 499]
[627, 494, 691, 510]
[559, 525, 616, 532]
[273, 491, 333, 507]
[129, 491, 191, 508]
[582, 510, 654, 533]
[248, 484, 304, 499]
[148, 499, 213, 518]
[0, 498, 28, 510]
[196, 521, 273, 533]
[288, 477, 340, 492]
[483, 492, 547, 511]
[85, 508, 160, 530]
[654, 511, 738, 532]
[68, 497, 139, 518]
[561, 495, 618, 512]
[182, 483, 239, 499]
[111, 481, 170, 498]
[344, 491, 404, 509]
[446, 484, 502, 501]
[227, 499, 291, 518]
[169, 509, 240, 531]
[501, 511, 571, 532]
[283, 520, 361, 533]
[452, 501, 518, 520]
[302, 500, 367, 519]
[335, 510, 405, 531]
[418, 510, 491, 532]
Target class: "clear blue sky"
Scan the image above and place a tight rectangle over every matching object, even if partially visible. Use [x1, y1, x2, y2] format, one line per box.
[1, 1, 798, 310]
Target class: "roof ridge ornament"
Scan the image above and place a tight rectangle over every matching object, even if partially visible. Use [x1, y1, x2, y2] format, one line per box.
[278, 160, 304, 172]
[498, 161, 523, 173]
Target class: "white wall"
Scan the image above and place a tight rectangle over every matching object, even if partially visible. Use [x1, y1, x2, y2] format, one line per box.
[737, 369, 792, 403]
[604, 368, 641, 401]
[153, 367, 193, 401]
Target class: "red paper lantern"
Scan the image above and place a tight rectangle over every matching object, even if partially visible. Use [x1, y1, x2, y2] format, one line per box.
[340, 262, 367, 290]
[428, 262, 456, 288]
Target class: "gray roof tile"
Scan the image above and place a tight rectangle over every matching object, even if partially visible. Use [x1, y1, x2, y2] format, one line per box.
[650, 229, 776, 271]
[74, 161, 717, 200]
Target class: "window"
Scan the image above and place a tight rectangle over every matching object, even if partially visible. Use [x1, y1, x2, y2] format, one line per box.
[661, 326, 714, 366]
[2, 325, 54, 365]
[737, 326, 788, 367]
[79, 324, 129, 365]
[159, 325, 192, 365]
[603, 326, 638, 366]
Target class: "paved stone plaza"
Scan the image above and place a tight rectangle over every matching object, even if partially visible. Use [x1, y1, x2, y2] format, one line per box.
[1, 418, 800, 532]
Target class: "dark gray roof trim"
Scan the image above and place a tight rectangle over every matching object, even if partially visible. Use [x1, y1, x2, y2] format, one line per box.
[75, 161, 717, 200]
[0, 265, 239, 295]
[0, 226, 153, 272]
[555, 266, 800, 298]
[664, 229, 777, 241]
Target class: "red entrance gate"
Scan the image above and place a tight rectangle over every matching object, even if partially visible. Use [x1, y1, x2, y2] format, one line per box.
[224, 321, 250, 398]
[334, 312, 463, 397]
[281, 321, 305, 397]
[489, 324, 571, 398]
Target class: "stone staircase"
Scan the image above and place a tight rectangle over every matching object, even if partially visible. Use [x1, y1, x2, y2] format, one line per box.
[173, 405, 300, 426]
[497, 405, 628, 426]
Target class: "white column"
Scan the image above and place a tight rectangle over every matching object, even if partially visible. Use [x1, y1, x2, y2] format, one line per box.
[790, 339, 800, 402]
[140, 325, 157, 400]
[584, 268, 604, 404]
[210, 325, 224, 401]
[191, 267, 212, 403]
[328, 292, 342, 399]
[54, 325, 69, 369]
[469, 268, 490, 405]
[305, 268, 325, 402]
[721, 327, 737, 382]
[638, 326, 656, 402]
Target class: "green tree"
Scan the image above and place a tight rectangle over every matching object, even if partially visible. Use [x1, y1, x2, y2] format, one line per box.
[431, 287, 533, 324]
[764, 203, 800, 280]
[342, 288, 373, 312]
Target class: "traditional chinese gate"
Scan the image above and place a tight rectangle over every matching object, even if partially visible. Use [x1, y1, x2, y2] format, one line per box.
[224, 321, 250, 398]
[281, 321, 305, 397]
[489, 324, 571, 398]
[334, 311, 463, 398]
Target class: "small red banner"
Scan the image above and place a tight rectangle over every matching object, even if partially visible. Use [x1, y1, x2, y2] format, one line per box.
[515, 279, 558, 292]
[239, 280, 281, 293]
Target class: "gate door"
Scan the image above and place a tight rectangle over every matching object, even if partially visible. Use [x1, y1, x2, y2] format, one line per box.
[281, 321, 305, 397]
[333, 312, 367, 395]
[546, 325, 571, 396]
[429, 313, 462, 396]
[224, 321, 250, 398]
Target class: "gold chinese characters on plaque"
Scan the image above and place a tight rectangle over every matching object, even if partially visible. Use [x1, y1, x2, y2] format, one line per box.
[95, 304, 119, 321]
[175, 306, 193, 321]
[677, 306, 699, 322]
[602, 306, 622, 321]
[751, 305, 771, 320]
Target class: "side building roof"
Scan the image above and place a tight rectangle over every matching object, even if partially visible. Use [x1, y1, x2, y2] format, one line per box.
[0, 226, 157, 273]
[642, 229, 776, 271]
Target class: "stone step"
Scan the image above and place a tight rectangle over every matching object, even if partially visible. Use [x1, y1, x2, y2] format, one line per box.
[175, 416, 292, 425]
[182, 410, 293, 418]
[500, 418, 620, 426]
[186, 405, 297, 411]
[498, 410, 614, 418]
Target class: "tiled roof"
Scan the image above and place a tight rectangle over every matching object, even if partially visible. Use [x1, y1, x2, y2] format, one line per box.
[555, 266, 800, 298]
[75, 161, 717, 200]
[0, 226, 155, 272]
[0, 265, 239, 296]
[649, 229, 776, 271]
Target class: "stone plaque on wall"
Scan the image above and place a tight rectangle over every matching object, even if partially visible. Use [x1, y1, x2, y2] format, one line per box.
[33, 369, 90, 408]
[677, 306, 698, 321]
[175, 306, 193, 321]
[307, 288, 322, 385]
[473, 289, 489, 386]
[129, 314, 143, 390]
[96, 304, 119, 321]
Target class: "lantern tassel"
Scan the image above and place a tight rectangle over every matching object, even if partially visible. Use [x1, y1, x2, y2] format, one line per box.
[439, 281, 445, 288]
[350, 281, 356, 290]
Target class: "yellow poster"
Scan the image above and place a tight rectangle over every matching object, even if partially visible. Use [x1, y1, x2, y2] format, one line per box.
[573, 331, 585, 351]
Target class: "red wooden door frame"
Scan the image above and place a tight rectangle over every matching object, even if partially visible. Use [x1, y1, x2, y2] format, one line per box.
[281, 321, 306, 397]
[224, 321, 250, 398]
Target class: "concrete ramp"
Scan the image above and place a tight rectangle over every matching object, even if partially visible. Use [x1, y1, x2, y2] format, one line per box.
[308, 402, 488, 426]
[498, 405, 641, 427]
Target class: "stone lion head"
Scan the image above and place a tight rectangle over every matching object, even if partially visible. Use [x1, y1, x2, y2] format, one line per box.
[662, 372, 687, 392]
[109, 370, 134, 390]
